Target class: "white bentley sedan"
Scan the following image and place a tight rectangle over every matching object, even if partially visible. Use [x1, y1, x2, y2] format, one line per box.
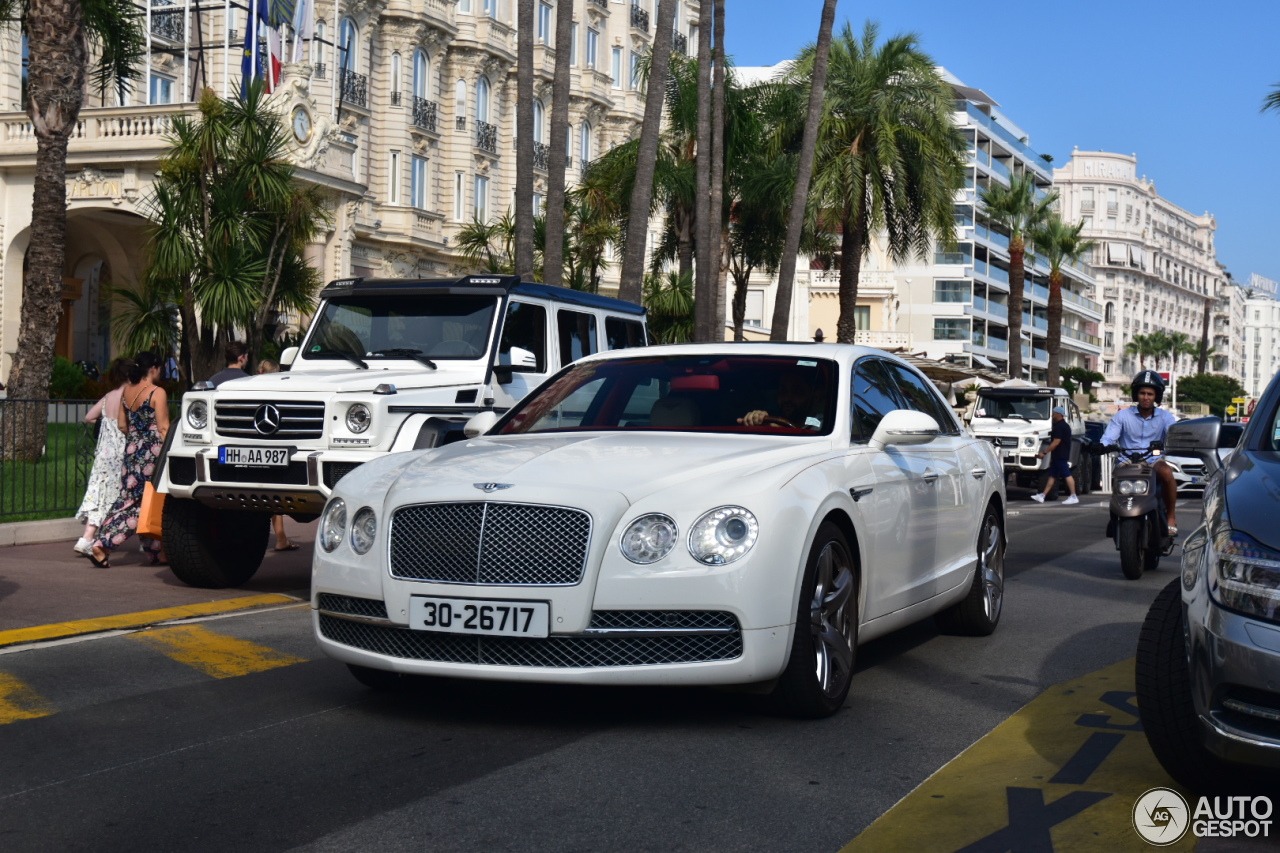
[312, 344, 1007, 717]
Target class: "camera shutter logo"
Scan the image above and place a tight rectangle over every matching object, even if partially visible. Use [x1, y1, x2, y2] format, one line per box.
[1133, 787, 1190, 846]
[254, 404, 282, 435]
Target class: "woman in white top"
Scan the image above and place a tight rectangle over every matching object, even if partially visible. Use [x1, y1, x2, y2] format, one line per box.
[74, 358, 134, 557]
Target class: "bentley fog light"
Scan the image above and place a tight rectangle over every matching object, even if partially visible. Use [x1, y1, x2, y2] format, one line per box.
[688, 506, 759, 565]
[619, 514, 679, 564]
[1212, 532, 1280, 623]
[346, 403, 372, 433]
[185, 399, 208, 430]
[320, 498, 347, 552]
[350, 507, 377, 554]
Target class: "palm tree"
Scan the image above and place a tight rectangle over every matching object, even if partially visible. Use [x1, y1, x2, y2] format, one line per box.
[617, 0, 678, 303]
[980, 173, 1058, 379]
[768, 0, 839, 340]
[789, 22, 966, 345]
[643, 270, 695, 343]
[514, 0, 536, 279]
[1123, 334, 1151, 372]
[0, 0, 145, 459]
[1263, 83, 1280, 115]
[1031, 215, 1095, 386]
[709, 0, 728, 338]
[541, 0, 576, 287]
[1163, 331, 1195, 377]
[693, 0, 713, 339]
[1197, 299, 1212, 375]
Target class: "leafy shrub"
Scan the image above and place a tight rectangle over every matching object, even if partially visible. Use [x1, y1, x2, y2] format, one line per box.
[48, 356, 91, 399]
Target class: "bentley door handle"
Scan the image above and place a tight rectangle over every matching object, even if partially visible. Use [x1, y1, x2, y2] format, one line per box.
[971, 466, 987, 479]
[922, 469, 940, 484]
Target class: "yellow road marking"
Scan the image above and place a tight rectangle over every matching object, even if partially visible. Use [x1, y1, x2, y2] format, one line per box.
[0, 672, 56, 724]
[0, 594, 300, 648]
[841, 659, 1195, 853]
[129, 624, 306, 678]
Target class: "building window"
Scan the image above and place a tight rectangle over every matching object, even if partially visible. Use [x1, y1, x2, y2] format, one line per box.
[390, 52, 402, 101]
[933, 318, 970, 341]
[570, 23, 578, 65]
[629, 51, 640, 91]
[611, 47, 622, 88]
[933, 279, 971, 303]
[459, 0, 471, 11]
[1104, 302, 1114, 323]
[483, 0, 496, 16]
[586, 28, 598, 69]
[474, 175, 489, 222]
[475, 76, 490, 123]
[338, 18, 358, 71]
[413, 49, 428, 99]
[149, 74, 174, 105]
[411, 156, 428, 208]
[533, 191, 543, 214]
[454, 79, 467, 126]
[853, 306, 870, 331]
[453, 172, 464, 220]
[533, 99, 545, 144]
[579, 121, 591, 164]
[537, 2, 551, 44]
[389, 151, 401, 204]
[313, 21, 327, 68]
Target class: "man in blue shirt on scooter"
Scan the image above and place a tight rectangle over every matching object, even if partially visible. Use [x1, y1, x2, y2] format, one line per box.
[1101, 370, 1179, 535]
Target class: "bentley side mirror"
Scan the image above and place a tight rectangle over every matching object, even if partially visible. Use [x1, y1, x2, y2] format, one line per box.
[869, 410, 940, 450]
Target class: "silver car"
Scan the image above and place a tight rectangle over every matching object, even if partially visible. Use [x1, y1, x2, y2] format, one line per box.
[1137, 372, 1280, 794]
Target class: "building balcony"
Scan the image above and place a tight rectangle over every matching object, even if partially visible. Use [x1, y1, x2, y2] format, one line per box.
[475, 120, 497, 154]
[958, 103, 1052, 181]
[412, 97, 438, 132]
[673, 31, 688, 55]
[340, 69, 368, 109]
[588, 0, 607, 8]
[533, 140, 549, 170]
[150, 10, 184, 42]
[855, 330, 911, 348]
[391, 91, 402, 106]
[314, 62, 327, 80]
[1, 104, 196, 155]
[630, 4, 649, 31]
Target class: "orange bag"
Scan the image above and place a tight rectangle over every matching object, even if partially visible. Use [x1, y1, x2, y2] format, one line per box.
[138, 482, 165, 540]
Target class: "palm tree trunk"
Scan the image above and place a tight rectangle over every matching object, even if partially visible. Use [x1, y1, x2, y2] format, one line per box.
[708, 0, 727, 341]
[2, 0, 89, 459]
[675, 205, 694, 280]
[769, 0, 838, 341]
[1197, 300, 1211, 375]
[836, 206, 867, 343]
[541, 0, 575, 287]
[514, 0, 536, 280]
[692, 0, 713, 341]
[617, 0, 678, 303]
[732, 263, 752, 341]
[1006, 238, 1026, 379]
[1046, 269, 1064, 387]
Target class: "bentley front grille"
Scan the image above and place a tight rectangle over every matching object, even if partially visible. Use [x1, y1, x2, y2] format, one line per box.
[389, 502, 591, 585]
[214, 400, 325, 440]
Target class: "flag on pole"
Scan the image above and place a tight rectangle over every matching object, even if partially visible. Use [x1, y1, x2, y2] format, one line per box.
[265, 25, 283, 93]
[289, 0, 314, 63]
[239, 0, 269, 96]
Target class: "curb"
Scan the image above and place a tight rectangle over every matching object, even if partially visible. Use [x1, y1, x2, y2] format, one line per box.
[0, 517, 82, 548]
[0, 593, 306, 648]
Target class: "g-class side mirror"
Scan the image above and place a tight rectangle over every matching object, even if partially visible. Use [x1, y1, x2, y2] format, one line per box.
[280, 347, 298, 370]
[464, 411, 500, 438]
[494, 346, 539, 385]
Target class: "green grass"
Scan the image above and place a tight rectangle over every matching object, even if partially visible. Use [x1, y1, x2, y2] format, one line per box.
[0, 422, 95, 523]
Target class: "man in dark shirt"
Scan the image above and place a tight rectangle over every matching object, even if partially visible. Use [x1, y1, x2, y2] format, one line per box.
[206, 341, 250, 388]
[1031, 406, 1078, 505]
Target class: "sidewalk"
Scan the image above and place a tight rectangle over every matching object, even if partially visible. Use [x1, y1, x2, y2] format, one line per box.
[0, 517, 314, 637]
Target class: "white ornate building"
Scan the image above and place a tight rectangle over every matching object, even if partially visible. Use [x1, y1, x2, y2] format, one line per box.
[0, 0, 693, 381]
[1242, 274, 1280, 400]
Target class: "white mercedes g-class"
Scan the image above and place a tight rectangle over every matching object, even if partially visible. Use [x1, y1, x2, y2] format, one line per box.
[969, 382, 1087, 493]
[158, 274, 648, 588]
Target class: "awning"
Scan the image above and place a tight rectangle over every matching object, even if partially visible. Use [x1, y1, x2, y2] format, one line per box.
[1107, 242, 1127, 265]
[972, 354, 998, 369]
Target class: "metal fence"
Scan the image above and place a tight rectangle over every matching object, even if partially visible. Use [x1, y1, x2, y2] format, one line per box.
[0, 398, 98, 522]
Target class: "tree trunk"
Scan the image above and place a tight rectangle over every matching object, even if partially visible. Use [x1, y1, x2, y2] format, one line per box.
[836, 206, 867, 344]
[1197, 299, 1211, 375]
[769, 0, 837, 341]
[1, 0, 89, 459]
[675, 205, 694, 281]
[1046, 269, 1064, 387]
[542, 0, 575, 287]
[731, 264, 753, 341]
[692, 0, 713, 341]
[1006, 237, 1026, 379]
[616, 0, 678, 304]
[708, 0, 727, 342]
[514, 0, 536, 280]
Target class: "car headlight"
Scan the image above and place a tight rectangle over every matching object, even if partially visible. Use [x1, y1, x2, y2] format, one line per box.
[619, 513, 679, 564]
[1117, 480, 1149, 496]
[350, 507, 377, 554]
[688, 506, 758, 565]
[1212, 531, 1280, 623]
[1182, 528, 1208, 591]
[320, 498, 347, 552]
[1023, 436, 1036, 447]
[346, 403, 372, 433]
[185, 400, 208, 430]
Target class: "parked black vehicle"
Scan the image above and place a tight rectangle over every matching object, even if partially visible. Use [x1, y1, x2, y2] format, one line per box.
[1136, 371, 1280, 794]
[1103, 443, 1175, 580]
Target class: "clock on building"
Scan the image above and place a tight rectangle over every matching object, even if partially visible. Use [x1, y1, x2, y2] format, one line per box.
[291, 106, 313, 144]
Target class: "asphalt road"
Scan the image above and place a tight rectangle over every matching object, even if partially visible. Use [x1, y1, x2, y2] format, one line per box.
[0, 493, 1217, 852]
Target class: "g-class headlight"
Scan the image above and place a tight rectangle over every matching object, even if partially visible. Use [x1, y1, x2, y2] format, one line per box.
[1117, 480, 1149, 496]
[1213, 531, 1280, 623]
[185, 400, 208, 430]
[688, 506, 759, 565]
[350, 507, 377, 554]
[619, 514, 679, 564]
[1023, 436, 1037, 448]
[346, 403, 372, 433]
[320, 498, 347, 552]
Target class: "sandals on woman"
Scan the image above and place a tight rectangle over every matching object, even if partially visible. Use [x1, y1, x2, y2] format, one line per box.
[88, 549, 110, 569]
[274, 541, 301, 551]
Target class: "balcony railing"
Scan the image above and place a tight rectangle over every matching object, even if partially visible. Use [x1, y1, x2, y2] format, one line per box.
[475, 120, 497, 153]
[630, 4, 649, 30]
[390, 91, 402, 106]
[673, 31, 688, 55]
[412, 97, 438, 132]
[532, 140, 549, 170]
[588, 0, 607, 7]
[339, 69, 368, 108]
[456, 116, 467, 131]
[314, 62, 326, 80]
[150, 11, 184, 41]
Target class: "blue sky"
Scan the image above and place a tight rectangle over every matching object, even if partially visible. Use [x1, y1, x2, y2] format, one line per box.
[726, 1, 1280, 288]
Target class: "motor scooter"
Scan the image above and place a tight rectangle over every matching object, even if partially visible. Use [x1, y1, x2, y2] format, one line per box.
[1103, 442, 1174, 580]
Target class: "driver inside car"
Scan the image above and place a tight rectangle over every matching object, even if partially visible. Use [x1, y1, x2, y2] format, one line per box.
[739, 370, 824, 430]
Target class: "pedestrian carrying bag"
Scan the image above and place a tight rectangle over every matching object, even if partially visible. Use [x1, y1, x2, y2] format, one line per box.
[138, 482, 165, 540]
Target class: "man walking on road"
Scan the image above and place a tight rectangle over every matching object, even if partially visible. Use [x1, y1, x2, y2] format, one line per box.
[1031, 406, 1078, 505]
[206, 341, 250, 388]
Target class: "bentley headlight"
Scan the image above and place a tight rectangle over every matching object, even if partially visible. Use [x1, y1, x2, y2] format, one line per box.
[619, 513, 678, 564]
[688, 506, 759, 565]
[185, 399, 208, 430]
[1212, 532, 1280, 623]
[351, 507, 377, 555]
[320, 498, 347, 552]
[1117, 480, 1149, 496]
[346, 403, 372, 433]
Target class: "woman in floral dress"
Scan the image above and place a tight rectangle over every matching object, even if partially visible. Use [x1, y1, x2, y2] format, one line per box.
[73, 358, 134, 557]
[89, 352, 170, 568]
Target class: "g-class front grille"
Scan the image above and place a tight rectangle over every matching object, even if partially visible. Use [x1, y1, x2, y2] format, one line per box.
[215, 400, 325, 440]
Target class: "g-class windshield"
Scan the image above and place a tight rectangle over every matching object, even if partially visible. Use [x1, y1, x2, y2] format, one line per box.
[976, 394, 1051, 420]
[303, 294, 498, 362]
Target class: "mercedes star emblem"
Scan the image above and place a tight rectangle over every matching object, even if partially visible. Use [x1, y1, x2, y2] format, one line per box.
[473, 483, 514, 493]
[253, 404, 282, 435]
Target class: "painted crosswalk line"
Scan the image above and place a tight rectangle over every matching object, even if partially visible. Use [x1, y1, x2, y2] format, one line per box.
[840, 658, 1194, 852]
[129, 625, 307, 679]
[0, 671, 56, 725]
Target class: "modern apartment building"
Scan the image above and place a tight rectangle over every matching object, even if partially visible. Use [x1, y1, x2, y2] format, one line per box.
[1052, 150, 1223, 398]
[1242, 274, 1280, 399]
[0, 0, 692, 381]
